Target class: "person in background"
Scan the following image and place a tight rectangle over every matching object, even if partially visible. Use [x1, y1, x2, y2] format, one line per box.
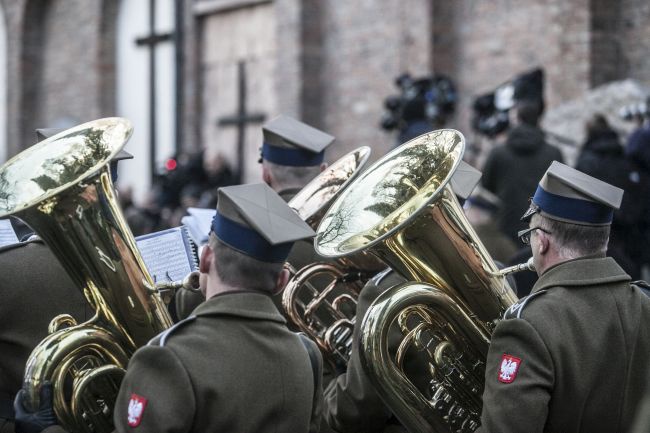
[624, 108, 650, 278]
[624, 98, 650, 174]
[258, 115, 337, 317]
[14, 183, 324, 433]
[481, 100, 564, 243]
[197, 152, 235, 209]
[464, 186, 518, 264]
[575, 113, 650, 279]
[477, 161, 650, 433]
[260, 114, 333, 202]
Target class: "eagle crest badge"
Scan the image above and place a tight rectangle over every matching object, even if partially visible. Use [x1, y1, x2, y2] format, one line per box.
[498, 354, 521, 383]
[127, 393, 148, 427]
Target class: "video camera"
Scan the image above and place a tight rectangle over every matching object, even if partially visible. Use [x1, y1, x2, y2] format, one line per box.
[619, 97, 650, 122]
[471, 68, 544, 137]
[380, 73, 457, 132]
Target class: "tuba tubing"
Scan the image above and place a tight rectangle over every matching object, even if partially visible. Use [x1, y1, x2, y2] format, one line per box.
[359, 282, 491, 433]
[283, 146, 383, 367]
[0, 118, 172, 433]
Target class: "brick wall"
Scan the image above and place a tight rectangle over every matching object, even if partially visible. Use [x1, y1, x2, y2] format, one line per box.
[433, 0, 592, 138]
[19, 0, 109, 150]
[317, 0, 432, 162]
[1, 0, 115, 155]
[618, 0, 650, 85]
[2, 0, 650, 168]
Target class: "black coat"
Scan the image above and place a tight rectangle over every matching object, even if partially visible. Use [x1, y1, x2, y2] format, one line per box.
[0, 240, 90, 432]
[576, 130, 650, 278]
[481, 125, 564, 242]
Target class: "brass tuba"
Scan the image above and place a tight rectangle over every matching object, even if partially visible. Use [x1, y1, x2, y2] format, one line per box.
[0, 118, 173, 433]
[283, 146, 384, 367]
[315, 130, 519, 432]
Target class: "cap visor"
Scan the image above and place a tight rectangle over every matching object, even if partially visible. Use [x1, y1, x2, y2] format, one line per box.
[520, 205, 537, 222]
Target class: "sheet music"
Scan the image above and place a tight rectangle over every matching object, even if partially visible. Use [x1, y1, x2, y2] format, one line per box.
[136, 226, 198, 283]
[183, 207, 216, 246]
[0, 219, 19, 247]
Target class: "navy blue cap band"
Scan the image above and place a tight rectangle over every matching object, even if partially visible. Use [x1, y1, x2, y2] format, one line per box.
[532, 185, 614, 225]
[211, 212, 292, 263]
[261, 142, 324, 167]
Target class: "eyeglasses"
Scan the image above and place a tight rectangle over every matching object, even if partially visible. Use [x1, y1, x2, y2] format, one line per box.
[517, 227, 551, 245]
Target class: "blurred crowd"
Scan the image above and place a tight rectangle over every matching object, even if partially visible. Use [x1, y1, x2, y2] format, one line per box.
[118, 150, 236, 237]
[120, 69, 650, 294]
[381, 69, 650, 294]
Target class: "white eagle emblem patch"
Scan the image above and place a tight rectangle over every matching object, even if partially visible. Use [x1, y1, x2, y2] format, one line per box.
[127, 393, 148, 427]
[498, 354, 521, 383]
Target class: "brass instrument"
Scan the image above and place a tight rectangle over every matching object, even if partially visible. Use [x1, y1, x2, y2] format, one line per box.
[149, 270, 202, 304]
[283, 146, 383, 367]
[0, 118, 172, 433]
[316, 129, 519, 433]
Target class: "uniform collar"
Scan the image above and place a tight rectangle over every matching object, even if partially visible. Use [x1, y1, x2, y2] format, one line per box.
[531, 256, 630, 294]
[193, 290, 287, 324]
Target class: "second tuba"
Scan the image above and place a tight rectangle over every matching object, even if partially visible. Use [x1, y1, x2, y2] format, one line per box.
[0, 118, 173, 433]
[283, 146, 384, 368]
[316, 130, 518, 432]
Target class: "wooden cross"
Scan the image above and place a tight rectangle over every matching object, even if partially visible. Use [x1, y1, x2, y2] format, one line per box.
[135, 0, 174, 182]
[217, 61, 266, 183]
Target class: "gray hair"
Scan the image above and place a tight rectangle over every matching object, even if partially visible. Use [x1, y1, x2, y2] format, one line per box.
[531, 213, 610, 259]
[208, 233, 284, 292]
[263, 160, 321, 191]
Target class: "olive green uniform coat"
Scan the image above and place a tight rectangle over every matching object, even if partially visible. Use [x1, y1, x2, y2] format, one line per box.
[324, 269, 424, 433]
[111, 290, 322, 433]
[477, 256, 650, 433]
[42, 291, 322, 433]
[0, 240, 89, 433]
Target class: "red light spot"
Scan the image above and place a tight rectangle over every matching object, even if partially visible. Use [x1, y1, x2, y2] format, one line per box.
[165, 159, 177, 171]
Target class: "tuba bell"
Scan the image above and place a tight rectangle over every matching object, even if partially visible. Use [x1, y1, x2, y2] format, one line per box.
[0, 118, 173, 433]
[283, 146, 384, 367]
[315, 129, 519, 432]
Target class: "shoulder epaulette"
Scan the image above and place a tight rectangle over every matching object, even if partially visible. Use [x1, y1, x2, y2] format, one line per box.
[372, 268, 393, 286]
[503, 290, 547, 320]
[632, 280, 650, 298]
[149, 315, 196, 347]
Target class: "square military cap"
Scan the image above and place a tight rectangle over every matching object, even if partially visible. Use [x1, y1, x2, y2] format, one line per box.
[521, 160, 624, 226]
[36, 127, 134, 161]
[449, 160, 482, 200]
[211, 183, 315, 262]
[466, 186, 501, 213]
[261, 115, 335, 166]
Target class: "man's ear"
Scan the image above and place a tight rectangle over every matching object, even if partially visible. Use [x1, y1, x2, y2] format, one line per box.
[320, 162, 328, 172]
[262, 163, 273, 186]
[199, 245, 213, 274]
[538, 232, 550, 255]
[273, 267, 290, 295]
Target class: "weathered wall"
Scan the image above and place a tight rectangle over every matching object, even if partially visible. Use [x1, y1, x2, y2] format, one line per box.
[316, 0, 432, 162]
[433, 0, 594, 137]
